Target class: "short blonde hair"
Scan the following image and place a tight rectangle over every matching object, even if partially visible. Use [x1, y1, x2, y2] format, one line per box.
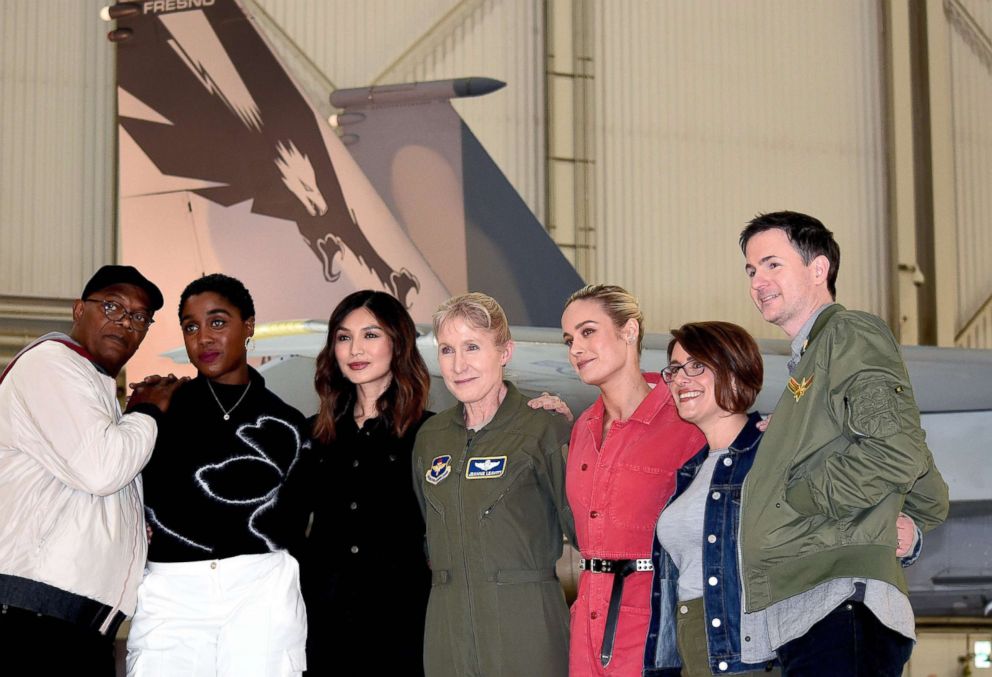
[565, 284, 645, 354]
[433, 292, 511, 346]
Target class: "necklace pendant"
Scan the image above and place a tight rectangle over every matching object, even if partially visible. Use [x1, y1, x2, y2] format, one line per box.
[206, 379, 250, 423]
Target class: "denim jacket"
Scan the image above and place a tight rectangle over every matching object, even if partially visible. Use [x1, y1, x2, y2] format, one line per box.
[643, 412, 776, 676]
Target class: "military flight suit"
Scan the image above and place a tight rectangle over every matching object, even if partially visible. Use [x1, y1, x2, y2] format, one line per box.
[412, 382, 575, 677]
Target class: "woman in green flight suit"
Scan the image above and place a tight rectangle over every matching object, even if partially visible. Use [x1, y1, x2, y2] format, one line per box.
[412, 292, 575, 677]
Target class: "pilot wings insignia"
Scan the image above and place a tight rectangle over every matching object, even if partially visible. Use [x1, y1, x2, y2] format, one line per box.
[787, 374, 814, 402]
[466, 456, 507, 479]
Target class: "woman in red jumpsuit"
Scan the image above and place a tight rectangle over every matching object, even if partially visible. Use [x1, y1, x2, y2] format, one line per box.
[561, 284, 704, 676]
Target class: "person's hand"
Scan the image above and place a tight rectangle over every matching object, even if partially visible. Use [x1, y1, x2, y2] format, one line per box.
[146, 524, 153, 545]
[896, 512, 916, 557]
[127, 374, 188, 413]
[128, 374, 169, 390]
[527, 392, 574, 422]
[756, 414, 772, 432]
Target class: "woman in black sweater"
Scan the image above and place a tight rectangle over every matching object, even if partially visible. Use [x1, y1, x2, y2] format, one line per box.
[127, 274, 311, 676]
[300, 290, 432, 676]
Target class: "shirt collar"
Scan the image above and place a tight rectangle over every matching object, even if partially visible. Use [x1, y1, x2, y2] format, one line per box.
[727, 411, 765, 454]
[789, 303, 834, 372]
[680, 411, 764, 471]
[585, 372, 671, 425]
[0, 332, 109, 384]
[438, 381, 525, 432]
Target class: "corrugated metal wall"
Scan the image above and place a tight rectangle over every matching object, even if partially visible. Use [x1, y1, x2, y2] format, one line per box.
[946, 0, 992, 348]
[2, 0, 986, 350]
[399, 0, 546, 219]
[0, 0, 116, 298]
[590, 0, 890, 339]
[255, 0, 546, 219]
[242, 0, 992, 348]
[255, 0, 458, 87]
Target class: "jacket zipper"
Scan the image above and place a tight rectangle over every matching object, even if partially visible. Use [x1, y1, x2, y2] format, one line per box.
[36, 500, 70, 553]
[480, 468, 527, 519]
[101, 389, 130, 634]
[735, 424, 765, 615]
[844, 396, 869, 438]
[458, 430, 483, 674]
[737, 474, 749, 613]
[100, 483, 143, 635]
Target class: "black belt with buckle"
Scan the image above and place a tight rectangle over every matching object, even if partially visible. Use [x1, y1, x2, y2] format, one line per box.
[578, 558, 653, 574]
[578, 558, 654, 666]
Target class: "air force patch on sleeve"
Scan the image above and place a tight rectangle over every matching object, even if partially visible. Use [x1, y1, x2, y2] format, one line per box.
[426, 455, 452, 485]
[466, 456, 507, 479]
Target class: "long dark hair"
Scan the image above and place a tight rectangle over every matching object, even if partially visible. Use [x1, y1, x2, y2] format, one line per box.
[313, 290, 429, 443]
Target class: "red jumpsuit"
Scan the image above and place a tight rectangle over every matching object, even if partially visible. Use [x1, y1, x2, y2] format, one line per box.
[566, 373, 704, 676]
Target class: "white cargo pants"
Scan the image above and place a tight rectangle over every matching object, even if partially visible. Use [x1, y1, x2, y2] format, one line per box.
[126, 551, 307, 676]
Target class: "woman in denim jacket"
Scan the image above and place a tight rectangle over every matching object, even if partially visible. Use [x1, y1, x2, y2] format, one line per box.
[642, 322, 778, 676]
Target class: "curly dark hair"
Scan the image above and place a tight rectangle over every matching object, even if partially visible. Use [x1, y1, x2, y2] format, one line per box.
[313, 290, 429, 443]
[178, 273, 255, 321]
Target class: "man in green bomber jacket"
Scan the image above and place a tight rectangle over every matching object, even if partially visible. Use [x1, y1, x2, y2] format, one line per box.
[737, 211, 948, 677]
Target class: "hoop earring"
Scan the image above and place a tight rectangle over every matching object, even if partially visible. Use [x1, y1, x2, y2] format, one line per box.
[245, 337, 256, 351]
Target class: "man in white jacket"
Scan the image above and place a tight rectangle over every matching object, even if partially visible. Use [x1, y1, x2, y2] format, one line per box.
[0, 265, 182, 675]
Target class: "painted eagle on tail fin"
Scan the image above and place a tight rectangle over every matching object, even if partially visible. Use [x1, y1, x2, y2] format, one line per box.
[115, 1, 419, 305]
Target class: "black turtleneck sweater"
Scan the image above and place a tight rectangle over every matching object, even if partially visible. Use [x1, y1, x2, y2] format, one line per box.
[142, 368, 311, 563]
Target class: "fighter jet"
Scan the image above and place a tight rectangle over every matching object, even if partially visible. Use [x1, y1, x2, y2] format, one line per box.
[106, 0, 991, 618]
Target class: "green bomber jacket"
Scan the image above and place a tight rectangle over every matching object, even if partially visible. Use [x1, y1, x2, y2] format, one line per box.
[740, 304, 949, 612]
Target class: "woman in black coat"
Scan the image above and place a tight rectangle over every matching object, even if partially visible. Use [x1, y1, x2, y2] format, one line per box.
[301, 290, 432, 676]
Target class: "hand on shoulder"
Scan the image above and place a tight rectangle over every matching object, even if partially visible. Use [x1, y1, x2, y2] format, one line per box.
[127, 373, 189, 413]
[527, 392, 574, 422]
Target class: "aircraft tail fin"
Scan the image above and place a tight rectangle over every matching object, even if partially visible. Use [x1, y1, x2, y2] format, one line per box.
[107, 0, 451, 380]
[330, 78, 585, 326]
[106, 0, 584, 381]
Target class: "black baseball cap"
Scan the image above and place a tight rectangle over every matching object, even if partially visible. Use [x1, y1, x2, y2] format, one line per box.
[82, 265, 164, 311]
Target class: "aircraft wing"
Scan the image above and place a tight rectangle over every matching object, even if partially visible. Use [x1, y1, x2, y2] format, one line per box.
[169, 319, 992, 617]
[185, 321, 992, 500]
[111, 0, 990, 618]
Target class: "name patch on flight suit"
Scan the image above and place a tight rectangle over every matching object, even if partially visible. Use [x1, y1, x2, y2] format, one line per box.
[426, 454, 452, 485]
[465, 456, 507, 479]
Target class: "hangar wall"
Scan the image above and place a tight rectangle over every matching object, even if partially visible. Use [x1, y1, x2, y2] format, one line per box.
[587, 0, 890, 340]
[0, 0, 116, 298]
[1, 0, 989, 350]
[0, 0, 115, 363]
[944, 0, 992, 348]
[256, 0, 547, 221]
[256, 0, 896, 341]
